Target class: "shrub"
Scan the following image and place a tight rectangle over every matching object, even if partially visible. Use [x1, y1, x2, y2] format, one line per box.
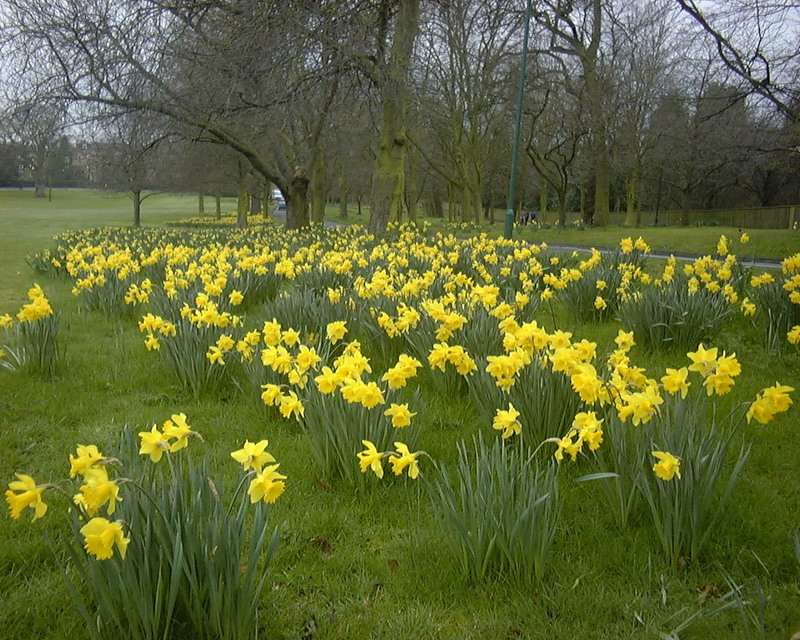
[0, 284, 60, 377]
[428, 435, 560, 584]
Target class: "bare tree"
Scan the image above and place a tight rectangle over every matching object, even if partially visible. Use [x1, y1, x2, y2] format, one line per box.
[609, 0, 681, 226]
[676, 0, 800, 121]
[412, 0, 520, 224]
[0, 0, 354, 229]
[532, 0, 613, 225]
[2, 102, 67, 197]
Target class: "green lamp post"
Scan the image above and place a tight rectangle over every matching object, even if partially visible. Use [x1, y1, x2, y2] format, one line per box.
[504, 0, 534, 240]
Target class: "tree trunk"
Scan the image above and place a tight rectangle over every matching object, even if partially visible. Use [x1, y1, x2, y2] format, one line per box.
[198, 192, 205, 214]
[237, 163, 248, 229]
[680, 190, 691, 226]
[539, 181, 548, 224]
[215, 192, 222, 220]
[371, 106, 407, 232]
[338, 166, 349, 220]
[250, 196, 261, 214]
[132, 189, 142, 227]
[311, 151, 326, 224]
[624, 173, 639, 227]
[287, 165, 310, 230]
[593, 153, 610, 226]
[432, 190, 444, 219]
[585, 0, 609, 226]
[557, 190, 567, 227]
[582, 177, 595, 226]
[406, 146, 418, 224]
[471, 186, 481, 225]
[461, 186, 470, 223]
[368, 0, 420, 236]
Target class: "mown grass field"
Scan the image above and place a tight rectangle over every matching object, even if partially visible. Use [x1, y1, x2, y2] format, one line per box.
[1, 190, 799, 639]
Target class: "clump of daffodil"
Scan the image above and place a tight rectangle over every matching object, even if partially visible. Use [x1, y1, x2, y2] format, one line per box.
[356, 441, 425, 480]
[746, 383, 794, 425]
[0, 284, 60, 375]
[2, 409, 285, 637]
[231, 439, 286, 504]
[686, 343, 741, 396]
[552, 411, 604, 463]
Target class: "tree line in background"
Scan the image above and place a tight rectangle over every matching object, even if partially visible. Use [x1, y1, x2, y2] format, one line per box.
[1, 0, 799, 231]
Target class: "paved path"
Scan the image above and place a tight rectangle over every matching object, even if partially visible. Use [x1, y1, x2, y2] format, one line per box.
[270, 207, 346, 229]
[541, 242, 783, 270]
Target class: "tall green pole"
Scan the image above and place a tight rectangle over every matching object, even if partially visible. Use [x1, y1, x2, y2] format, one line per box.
[504, 0, 534, 240]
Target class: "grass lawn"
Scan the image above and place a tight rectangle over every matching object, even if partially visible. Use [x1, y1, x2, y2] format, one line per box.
[2, 192, 800, 639]
[0, 189, 233, 307]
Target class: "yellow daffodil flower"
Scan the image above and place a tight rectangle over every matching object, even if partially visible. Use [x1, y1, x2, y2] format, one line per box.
[5, 473, 48, 521]
[661, 367, 690, 399]
[162, 413, 195, 452]
[138, 425, 170, 463]
[75, 467, 122, 516]
[278, 391, 304, 420]
[389, 443, 420, 479]
[384, 403, 416, 428]
[80, 517, 130, 560]
[326, 320, 347, 344]
[492, 404, 522, 439]
[69, 444, 104, 478]
[554, 434, 581, 462]
[247, 464, 286, 504]
[231, 440, 275, 472]
[652, 451, 681, 481]
[687, 344, 718, 377]
[357, 440, 385, 478]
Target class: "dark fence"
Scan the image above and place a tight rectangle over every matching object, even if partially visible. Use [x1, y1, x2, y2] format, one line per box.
[536, 205, 798, 229]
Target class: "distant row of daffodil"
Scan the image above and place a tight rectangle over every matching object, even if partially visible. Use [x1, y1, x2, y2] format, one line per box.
[38, 225, 800, 352]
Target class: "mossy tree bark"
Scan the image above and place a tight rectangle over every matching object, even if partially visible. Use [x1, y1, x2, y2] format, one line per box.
[539, 182, 548, 223]
[338, 165, 349, 220]
[287, 165, 310, 230]
[584, 0, 609, 226]
[310, 151, 326, 224]
[132, 189, 142, 227]
[368, 0, 420, 236]
[623, 172, 640, 227]
[236, 161, 248, 229]
[406, 145, 418, 224]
